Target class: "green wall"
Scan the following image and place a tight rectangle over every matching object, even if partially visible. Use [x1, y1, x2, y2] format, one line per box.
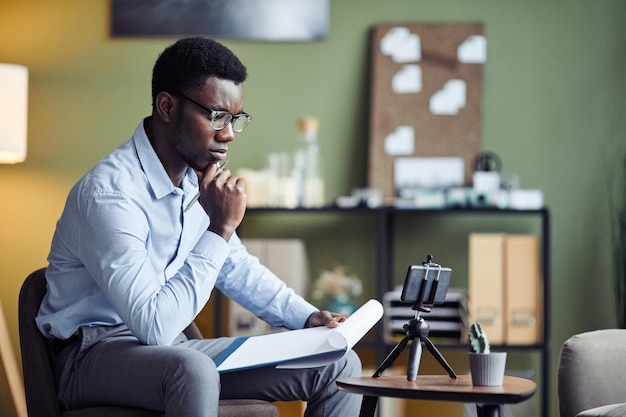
[1, 1, 625, 416]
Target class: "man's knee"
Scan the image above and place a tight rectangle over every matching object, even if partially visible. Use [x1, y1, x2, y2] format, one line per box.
[163, 348, 219, 390]
[341, 350, 362, 378]
[158, 348, 221, 414]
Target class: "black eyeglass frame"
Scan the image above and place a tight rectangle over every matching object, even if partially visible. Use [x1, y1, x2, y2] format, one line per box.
[170, 91, 252, 133]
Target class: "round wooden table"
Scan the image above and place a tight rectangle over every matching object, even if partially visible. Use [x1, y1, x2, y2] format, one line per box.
[337, 375, 537, 417]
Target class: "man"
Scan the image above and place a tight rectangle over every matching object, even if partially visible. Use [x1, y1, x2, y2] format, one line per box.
[36, 37, 362, 416]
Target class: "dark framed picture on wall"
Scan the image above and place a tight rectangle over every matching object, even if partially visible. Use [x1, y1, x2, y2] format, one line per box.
[110, 0, 330, 41]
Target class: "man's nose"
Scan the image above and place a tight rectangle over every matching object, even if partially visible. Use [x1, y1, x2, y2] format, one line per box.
[216, 123, 235, 142]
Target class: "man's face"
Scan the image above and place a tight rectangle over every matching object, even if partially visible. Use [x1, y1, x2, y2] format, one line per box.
[168, 77, 244, 172]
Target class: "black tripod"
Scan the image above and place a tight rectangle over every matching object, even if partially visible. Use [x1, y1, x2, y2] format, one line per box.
[373, 310, 457, 381]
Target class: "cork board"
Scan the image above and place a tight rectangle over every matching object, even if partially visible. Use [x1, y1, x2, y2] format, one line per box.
[367, 23, 485, 201]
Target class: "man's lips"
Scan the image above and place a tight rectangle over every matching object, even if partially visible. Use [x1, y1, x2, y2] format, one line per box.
[208, 148, 228, 160]
[213, 147, 229, 153]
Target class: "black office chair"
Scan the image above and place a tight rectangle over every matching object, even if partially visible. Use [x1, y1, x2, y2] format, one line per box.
[18, 268, 278, 417]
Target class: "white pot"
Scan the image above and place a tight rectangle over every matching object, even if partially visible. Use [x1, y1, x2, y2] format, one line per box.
[469, 352, 507, 386]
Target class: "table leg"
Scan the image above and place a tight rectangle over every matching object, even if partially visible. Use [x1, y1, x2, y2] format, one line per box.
[359, 395, 378, 417]
[476, 404, 500, 417]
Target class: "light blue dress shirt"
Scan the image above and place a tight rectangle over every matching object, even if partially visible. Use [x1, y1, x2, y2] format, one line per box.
[36, 120, 317, 345]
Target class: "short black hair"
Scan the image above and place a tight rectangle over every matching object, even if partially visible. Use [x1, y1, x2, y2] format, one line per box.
[151, 37, 247, 105]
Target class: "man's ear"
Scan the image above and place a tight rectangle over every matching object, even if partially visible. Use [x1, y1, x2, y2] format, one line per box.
[154, 92, 175, 123]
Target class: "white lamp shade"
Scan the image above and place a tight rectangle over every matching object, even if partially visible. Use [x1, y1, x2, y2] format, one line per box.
[0, 63, 28, 163]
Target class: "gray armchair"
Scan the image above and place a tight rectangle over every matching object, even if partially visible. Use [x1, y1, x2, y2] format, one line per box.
[557, 329, 626, 417]
[19, 268, 278, 417]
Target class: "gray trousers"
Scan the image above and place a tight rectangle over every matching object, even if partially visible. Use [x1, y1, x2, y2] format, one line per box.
[52, 325, 363, 417]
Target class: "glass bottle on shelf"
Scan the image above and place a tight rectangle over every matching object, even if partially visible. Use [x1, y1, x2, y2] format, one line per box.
[293, 117, 324, 208]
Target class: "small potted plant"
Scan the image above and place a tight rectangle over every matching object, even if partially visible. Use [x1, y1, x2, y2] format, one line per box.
[468, 322, 507, 386]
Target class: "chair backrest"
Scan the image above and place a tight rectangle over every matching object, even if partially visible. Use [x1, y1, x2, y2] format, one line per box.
[18, 268, 64, 417]
[557, 329, 626, 417]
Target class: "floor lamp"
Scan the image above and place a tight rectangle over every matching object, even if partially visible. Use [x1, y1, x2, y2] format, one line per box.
[0, 62, 29, 417]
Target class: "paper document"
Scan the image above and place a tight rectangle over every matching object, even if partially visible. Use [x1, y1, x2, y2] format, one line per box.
[215, 299, 384, 373]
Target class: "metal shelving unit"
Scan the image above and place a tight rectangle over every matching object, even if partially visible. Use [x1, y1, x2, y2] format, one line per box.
[235, 206, 550, 417]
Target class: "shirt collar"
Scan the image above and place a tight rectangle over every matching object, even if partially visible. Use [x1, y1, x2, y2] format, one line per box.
[132, 118, 197, 200]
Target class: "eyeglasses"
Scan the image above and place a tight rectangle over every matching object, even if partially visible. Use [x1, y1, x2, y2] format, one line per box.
[171, 91, 252, 133]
